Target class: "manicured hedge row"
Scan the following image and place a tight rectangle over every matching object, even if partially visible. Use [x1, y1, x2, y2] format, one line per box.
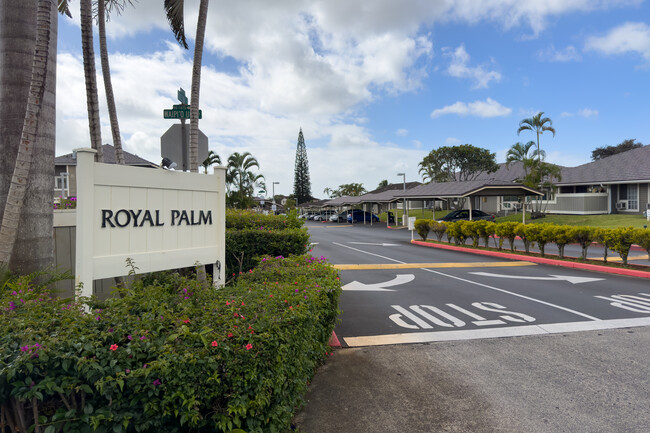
[226, 229, 310, 276]
[0, 255, 341, 433]
[225, 211, 310, 278]
[415, 219, 650, 265]
[225, 209, 302, 230]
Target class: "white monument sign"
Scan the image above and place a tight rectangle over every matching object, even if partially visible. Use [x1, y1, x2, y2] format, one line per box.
[75, 148, 226, 298]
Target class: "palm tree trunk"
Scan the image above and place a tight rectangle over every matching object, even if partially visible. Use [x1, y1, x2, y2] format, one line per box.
[189, 0, 209, 172]
[0, 0, 57, 272]
[81, 0, 103, 162]
[98, 0, 124, 165]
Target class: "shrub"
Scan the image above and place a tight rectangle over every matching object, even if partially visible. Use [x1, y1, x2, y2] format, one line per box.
[225, 210, 309, 278]
[226, 228, 310, 277]
[445, 222, 466, 245]
[413, 219, 432, 241]
[550, 225, 577, 259]
[514, 223, 533, 254]
[593, 228, 613, 262]
[430, 221, 447, 242]
[536, 224, 555, 257]
[573, 226, 595, 260]
[460, 221, 480, 247]
[474, 220, 495, 248]
[605, 227, 636, 265]
[494, 222, 518, 251]
[634, 229, 650, 264]
[0, 255, 341, 433]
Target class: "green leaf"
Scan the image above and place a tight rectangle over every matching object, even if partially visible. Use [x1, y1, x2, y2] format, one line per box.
[44, 426, 56, 433]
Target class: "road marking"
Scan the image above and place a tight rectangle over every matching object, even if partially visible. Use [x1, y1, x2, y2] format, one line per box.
[595, 293, 650, 313]
[468, 271, 604, 285]
[342, 317, 650, 347]
[342, 274, 415, 291]
[348, 242, 400, 246]
[333, 241, 601, 321]
[334, 261, 536, 270]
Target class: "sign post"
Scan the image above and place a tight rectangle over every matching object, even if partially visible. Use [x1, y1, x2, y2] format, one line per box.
[161, 88, 206, 171]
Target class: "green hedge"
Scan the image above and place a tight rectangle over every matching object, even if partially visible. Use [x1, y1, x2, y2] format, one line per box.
[225, 211, 310, 278]
[226, 229, 310, 276]
[0, 255, 341, 433]
[418, 219, 650, 265]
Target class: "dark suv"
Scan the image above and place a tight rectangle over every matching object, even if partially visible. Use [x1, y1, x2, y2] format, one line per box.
[437, 209, 495, 222]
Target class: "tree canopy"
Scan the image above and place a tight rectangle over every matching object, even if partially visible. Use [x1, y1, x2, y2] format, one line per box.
[293, 129, 312, 205]
[328, 183, 366, 197]
[418, 144, 499, 183]
[591, 139, 643, 161]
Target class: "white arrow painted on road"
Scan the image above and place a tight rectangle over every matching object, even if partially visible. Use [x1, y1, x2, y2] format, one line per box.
[468, 272, 604, 285]
[342, 274, 415, 291]
[348, 242, 400, 247]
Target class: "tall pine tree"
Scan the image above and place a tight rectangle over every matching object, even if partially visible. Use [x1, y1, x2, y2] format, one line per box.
[293, 128, 312, 204]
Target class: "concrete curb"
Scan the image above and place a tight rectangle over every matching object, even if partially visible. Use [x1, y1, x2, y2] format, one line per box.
[411, 240, 650, 279]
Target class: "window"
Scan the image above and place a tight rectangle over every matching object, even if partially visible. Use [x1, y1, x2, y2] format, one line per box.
[619, 184, 638, 210]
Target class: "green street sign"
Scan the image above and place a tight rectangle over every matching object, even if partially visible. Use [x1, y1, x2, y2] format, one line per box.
[177, 88, 188, 105]
[163, 108, 202, 119]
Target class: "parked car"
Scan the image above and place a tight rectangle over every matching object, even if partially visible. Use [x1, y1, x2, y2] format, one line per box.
[330, 211, 348, 223]
[347, 209, 380, 223]
[437, 209, 495, 222]
[313, 210, 337, 221]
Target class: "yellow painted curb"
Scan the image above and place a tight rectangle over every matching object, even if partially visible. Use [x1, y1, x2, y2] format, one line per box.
[333, 261, 537, 270]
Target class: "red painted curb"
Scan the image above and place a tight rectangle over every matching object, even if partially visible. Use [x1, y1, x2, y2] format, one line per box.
[411, 240, 650, 279]
[328, 330, 341, 348]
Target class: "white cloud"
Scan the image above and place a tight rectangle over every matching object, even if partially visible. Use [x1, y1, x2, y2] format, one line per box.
[431, 98, 512, 118]
[585, 21, 650, 63]
[447, 0, 642, 36]
[445, 137, 461, 145]
[559, 108, 598, 118]
[578, 108, 599, 117]
[537, 44, 582, 62]
[443, 45, 501, 89]
[396, 129, 409, 136]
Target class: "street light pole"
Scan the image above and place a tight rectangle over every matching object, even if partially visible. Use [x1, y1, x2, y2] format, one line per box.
[272, 181, 279, 204]
[397, 172, 407, 225]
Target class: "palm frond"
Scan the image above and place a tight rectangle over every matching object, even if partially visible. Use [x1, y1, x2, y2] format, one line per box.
[164, 0, 188, 49]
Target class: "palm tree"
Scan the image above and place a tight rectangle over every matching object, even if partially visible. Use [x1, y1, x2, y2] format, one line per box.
[517, 112, 555, 167]
[0, 0, 58, 272]
[80, 0, 103, 161]
[164, 0, 210, 172]
[505, 141, 543, 185]
[202, 150, 221, 173]
[226, 152, 265, 208]
[97, 0, 135, 165]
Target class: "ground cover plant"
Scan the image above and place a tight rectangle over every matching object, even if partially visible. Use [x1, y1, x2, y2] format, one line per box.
[0, 255, 341, 433]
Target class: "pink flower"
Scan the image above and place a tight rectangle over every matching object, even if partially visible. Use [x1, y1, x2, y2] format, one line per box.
[183, 319, 190, 324]
[211, 341, 218, 347]
[125, 369, 131, 374]
[152, 379, 161, 387]
[227, 333, 233, 338]
[245, 344, 253, 350]
[110, 344, 118, 351]
[127, 335, 132, 340]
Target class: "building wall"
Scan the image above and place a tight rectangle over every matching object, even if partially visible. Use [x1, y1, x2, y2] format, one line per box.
[544, 193, 609, 214]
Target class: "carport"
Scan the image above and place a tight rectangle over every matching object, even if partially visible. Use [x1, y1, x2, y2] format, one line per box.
[400, 180, 543, 223]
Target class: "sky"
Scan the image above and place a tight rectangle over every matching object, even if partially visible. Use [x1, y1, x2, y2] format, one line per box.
[56, 0, 650, 199]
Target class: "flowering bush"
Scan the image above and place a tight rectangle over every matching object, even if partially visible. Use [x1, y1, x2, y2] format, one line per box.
[53, 196, 77, 210]
[0, 255, 341, 433]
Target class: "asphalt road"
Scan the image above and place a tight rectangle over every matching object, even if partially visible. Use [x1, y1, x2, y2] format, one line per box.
[306, 221, 650, 347]
[293, 221, 650, 432]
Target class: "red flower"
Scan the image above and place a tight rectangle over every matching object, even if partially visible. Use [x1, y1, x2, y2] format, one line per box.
[110, 344, 118, 351]
[211, 341, 218, 347]
[183, 319, 190, 324]
[245, 343, 253, 350]
[227, 333, 233, 338]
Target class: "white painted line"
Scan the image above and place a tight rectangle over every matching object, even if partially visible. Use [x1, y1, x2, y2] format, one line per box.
[335, 241, 601, 321]
[343, 317, 650, 347]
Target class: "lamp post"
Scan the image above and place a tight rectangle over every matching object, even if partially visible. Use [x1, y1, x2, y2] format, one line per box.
[272, 181, 279, 204]
[397, 173, 407, 225]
